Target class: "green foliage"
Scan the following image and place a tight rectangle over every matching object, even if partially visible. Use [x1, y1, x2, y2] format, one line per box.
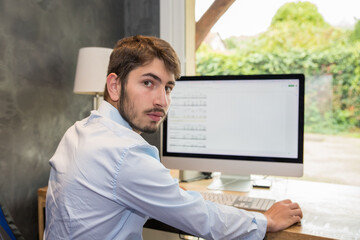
[223, 37, 238, 50]
[271, 1, 328, 27]
[350, 19, 360, 42]
[196, 2, 360, 136]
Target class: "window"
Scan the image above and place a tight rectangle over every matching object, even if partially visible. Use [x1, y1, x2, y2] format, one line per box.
[195, 0, 360, 186]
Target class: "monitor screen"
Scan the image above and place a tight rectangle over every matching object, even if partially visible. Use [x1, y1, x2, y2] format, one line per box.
[161, 74, 304, 180]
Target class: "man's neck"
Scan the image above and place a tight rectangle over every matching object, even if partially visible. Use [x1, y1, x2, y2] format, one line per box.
[104, 100, 142, 135]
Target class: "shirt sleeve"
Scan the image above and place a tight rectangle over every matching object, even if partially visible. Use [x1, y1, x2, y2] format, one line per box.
[112, 144, 267, 240]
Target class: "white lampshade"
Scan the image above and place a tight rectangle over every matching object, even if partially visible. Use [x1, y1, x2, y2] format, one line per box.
[73, 47, 113, 94]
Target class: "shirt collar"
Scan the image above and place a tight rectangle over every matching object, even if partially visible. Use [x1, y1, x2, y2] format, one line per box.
[96, 101, 133, 131]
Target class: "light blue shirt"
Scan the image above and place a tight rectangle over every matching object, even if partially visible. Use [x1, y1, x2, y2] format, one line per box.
[44, 101, 267, 240]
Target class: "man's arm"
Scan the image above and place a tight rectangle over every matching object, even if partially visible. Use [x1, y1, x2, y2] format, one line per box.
[264, 199, 303, 232]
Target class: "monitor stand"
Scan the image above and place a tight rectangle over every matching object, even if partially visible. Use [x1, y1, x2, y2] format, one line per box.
[207, 173, 253, 192]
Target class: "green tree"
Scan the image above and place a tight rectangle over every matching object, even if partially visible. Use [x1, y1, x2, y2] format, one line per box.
[256, 1, 342, 52]
[271, 1, 328, 27]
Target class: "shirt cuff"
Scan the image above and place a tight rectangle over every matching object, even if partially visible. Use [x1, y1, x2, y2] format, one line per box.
[247, 212, 267, 240]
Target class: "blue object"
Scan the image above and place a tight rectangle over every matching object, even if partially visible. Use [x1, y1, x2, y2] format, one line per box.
[0, 207, 16, 240]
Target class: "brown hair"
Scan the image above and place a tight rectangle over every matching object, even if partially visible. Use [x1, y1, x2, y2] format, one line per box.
[104, 35, 181, 101]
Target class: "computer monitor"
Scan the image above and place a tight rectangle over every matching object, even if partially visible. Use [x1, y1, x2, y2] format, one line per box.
[161, 74, 304, 192]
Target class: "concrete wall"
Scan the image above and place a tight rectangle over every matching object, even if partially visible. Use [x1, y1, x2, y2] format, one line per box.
[0, 0, 159, 239]
[123, 0, 162, 150]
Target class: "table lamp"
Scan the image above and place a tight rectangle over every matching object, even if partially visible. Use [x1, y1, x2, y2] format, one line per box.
[73, 47, 113, 109]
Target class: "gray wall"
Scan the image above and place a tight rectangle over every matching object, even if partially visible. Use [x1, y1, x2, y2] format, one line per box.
[123, 0, 162, 150]
[0, 0, 159, 239]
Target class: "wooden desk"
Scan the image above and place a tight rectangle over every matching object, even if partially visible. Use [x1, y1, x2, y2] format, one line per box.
[38, 174, 360, 240]
[179, 177, 360, 240]
[38, 186, 47, 240]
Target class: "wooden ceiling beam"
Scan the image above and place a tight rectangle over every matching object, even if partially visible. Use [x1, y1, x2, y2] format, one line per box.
[195, 0, 235, 50]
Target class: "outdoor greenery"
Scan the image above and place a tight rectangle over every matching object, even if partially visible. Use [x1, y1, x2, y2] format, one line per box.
[196, 2, 360, 136]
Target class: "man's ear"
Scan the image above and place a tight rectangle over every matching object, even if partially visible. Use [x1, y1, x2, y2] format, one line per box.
[106, 73, 121, 102]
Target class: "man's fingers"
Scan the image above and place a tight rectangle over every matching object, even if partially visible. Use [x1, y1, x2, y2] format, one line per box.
[292, 215, 302, 225]
[281, 199, 292, 204]
[291, 208, 303, 218]
[290, 202, 300, 210]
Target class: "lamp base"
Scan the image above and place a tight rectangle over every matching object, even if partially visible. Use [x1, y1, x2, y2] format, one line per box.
[93, 94, 104, 110]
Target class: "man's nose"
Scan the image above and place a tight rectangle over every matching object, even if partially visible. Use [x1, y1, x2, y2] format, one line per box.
[154, 87, 169, 107]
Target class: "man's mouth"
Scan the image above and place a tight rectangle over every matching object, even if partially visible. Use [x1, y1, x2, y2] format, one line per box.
[146, 110, 165, 122]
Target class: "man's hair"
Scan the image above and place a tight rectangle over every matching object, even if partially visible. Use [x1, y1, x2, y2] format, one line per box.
[104, 35, 181, 101]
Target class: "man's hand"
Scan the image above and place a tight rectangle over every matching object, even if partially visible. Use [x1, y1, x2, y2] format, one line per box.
[264, 199, 303, 232]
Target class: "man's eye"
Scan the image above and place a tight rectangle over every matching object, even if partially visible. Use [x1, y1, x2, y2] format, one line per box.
[165, 86, 173, 93]
[144, 81, 153, 87]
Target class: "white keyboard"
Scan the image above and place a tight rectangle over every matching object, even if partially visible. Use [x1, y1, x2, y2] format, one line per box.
[200, 191, 276, 212]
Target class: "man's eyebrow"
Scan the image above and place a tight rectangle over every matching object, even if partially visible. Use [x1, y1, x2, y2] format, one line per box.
[142, 73, 176, 86]
[142, 73, 161, 82]
[167, 80, 176, 86]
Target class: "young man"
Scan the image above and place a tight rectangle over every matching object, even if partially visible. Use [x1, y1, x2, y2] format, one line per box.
[45, 35, 302, 239]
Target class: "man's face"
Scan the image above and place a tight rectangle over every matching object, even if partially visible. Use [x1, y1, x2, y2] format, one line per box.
[118, 58, 176, 134]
